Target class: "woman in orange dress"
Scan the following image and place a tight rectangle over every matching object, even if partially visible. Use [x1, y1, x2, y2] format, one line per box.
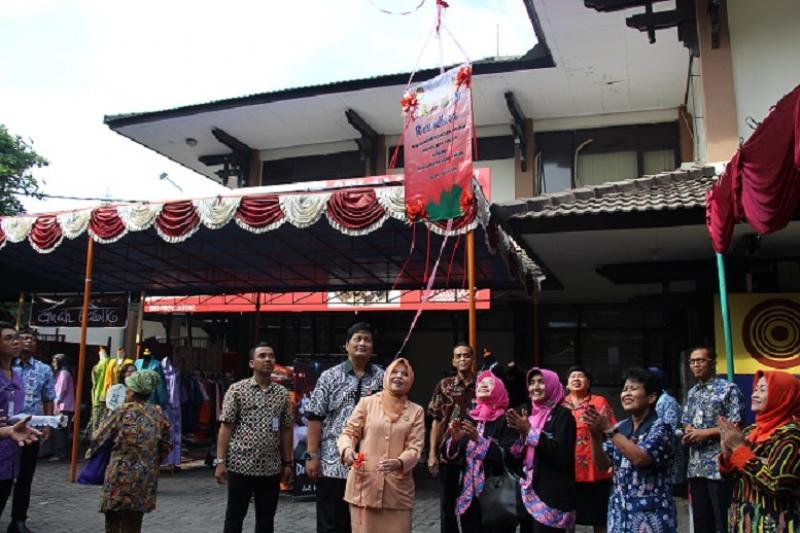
[562, 365, 616, 533]
[337, 358, 425, 533]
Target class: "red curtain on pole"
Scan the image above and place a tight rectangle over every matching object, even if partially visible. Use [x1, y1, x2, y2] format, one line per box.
[707, 85, 800, 252]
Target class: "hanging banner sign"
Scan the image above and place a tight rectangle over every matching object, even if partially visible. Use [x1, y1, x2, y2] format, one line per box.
[714, 293, 800, 374]
[30, 294, 129, 328]
[402, 64, 474, 221]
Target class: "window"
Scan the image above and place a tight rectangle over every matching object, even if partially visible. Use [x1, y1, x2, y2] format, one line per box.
[576, 151, 638, 187]
[643, 149, 677, 175]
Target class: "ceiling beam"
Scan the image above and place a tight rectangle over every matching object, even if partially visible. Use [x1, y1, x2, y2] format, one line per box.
[345, 108, 379, 175]
[504, 91, 528, 172]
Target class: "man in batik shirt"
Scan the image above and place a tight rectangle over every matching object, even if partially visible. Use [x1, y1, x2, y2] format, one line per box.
[427, 342, 476, 533]
[681, 346, 745, 533]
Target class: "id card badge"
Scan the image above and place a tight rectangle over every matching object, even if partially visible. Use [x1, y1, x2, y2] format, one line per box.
[693, 409, 704, 427]
[271, 417, 279, 432]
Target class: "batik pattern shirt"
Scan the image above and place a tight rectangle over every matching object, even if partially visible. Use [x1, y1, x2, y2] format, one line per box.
[306, 360, 383, 479]
[91, 402, 172, 513]
[13, 357, 56, 416]
[720, 422, 800, 533]
[605, 415, 677, 533]
[220, 378, 293, 477]
[655, 391, 686, 485]
[681, 377, 745, 480]
[427, 375, 476, 426]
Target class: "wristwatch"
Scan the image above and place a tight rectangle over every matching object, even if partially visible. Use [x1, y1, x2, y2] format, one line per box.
[213, 458, 226, 467]
[302, 451, 320, 460]
[604, 427, 619, 440]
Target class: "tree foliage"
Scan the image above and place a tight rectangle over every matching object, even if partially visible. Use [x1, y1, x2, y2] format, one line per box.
[0, 124, 48, 216]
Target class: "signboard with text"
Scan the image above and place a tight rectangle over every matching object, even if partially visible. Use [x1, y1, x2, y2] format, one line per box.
[30, 294, 129, 328]
[402, 64, 473, 221]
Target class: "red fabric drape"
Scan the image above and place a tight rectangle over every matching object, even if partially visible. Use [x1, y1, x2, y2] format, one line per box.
[156, 200, 200, 239]
[236, 195, 284, 229]
[29, 215, 63, 251]
[89, 206, 126, 241]
[706, 85, 800, 252]
[326, 189, 385, 230]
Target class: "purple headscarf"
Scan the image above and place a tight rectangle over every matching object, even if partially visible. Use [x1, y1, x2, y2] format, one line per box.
[523, 367, 565, 470]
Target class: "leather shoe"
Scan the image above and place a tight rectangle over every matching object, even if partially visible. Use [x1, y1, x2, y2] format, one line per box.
[7, 520, 34, 533]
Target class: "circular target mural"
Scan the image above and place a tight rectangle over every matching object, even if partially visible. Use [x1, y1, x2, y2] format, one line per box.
[742, 299, 800, 369]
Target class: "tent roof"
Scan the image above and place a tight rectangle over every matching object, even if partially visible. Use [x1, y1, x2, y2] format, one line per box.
[0, 173, 543, 299]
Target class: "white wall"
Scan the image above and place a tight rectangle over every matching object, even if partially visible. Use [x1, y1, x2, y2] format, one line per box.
[728, 0, 800, 143]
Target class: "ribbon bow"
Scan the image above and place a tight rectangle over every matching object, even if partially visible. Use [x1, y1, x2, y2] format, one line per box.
[455, 65, 472, 89]
[406, 198, 425, 222]
[401, 91, 419, 117]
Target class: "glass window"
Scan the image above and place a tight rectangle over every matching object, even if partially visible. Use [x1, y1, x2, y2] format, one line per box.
[541, 329, 577, 378]
[643, 149, 676, 175]
[576, 151, 638, 187]
[580, 330, 645, 385]
[540, 152, 572, 194]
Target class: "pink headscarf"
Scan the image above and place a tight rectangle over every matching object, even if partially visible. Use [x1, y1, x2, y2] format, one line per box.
[523, 367, 565, 471]
[469, 370, 509, 422]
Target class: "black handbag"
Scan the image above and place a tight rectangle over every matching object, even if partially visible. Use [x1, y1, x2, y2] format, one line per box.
[478, 447, 525, 528]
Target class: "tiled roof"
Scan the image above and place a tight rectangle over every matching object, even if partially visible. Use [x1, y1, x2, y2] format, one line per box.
[492, 166, 717, 221]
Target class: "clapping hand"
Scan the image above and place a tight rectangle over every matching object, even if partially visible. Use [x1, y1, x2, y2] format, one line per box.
[718, 416, 746, 454]
[460, 420, 480, 442]
[506, 408, 531, 436]
[582, 405, 612, 438]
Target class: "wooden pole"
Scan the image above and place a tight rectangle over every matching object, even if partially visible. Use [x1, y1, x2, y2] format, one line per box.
[15, 291, 24, 329]
[467, 231, 477, 367]
[70, 236, 95, 482]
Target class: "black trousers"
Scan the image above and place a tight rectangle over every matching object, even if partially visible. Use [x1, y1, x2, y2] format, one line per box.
[0, 478, 13, 520]
[11, 440, 39, 521]
[690, 478, 731, 533]
[316, 476, 350, 533]
[439, 463, 461, 533]
[223, 472, 280, 533]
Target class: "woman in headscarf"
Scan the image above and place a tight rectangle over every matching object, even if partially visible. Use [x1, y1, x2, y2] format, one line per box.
[337, 358, 425, 533]
[441, 370, 519, 533]
[562, 365, 615, 533]
[583, 367, 676, 533]
[90, 370, 172, 533]
[719, 370, 800, 533]
[507, 367, 576, 532]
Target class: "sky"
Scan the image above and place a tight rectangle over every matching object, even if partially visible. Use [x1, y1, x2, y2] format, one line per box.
[0, 0, 537, 214]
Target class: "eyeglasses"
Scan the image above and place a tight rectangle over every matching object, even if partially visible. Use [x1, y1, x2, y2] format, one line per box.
[689, 359, 712, 366]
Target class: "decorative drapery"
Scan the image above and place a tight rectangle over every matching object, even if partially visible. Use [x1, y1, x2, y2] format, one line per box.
[706, 84, 800, 252]
[0, 185, 476, 254]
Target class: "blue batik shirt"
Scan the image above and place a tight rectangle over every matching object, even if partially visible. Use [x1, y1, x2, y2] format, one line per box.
[681, 376, 745, 480]
[13, 357, 56, 416]
[605, 412, 677, 533]
[655, 391, 686, 485]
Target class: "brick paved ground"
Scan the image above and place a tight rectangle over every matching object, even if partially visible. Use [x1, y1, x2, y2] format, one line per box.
[1, 461, 690, 532]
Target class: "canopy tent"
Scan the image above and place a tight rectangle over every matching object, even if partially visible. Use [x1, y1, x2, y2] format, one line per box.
[0, 170, 543, 482]
[0, 172, 542, 298]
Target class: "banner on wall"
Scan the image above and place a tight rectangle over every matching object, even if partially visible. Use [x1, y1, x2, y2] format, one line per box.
[715, 293, 800, 374]
[30, 294, 129, 328]
[402, 64, 473, 221]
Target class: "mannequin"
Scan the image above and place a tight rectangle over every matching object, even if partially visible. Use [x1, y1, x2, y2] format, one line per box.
[134, 347, 168, 408]
[90, 347, 111, 432]
[103, 347, 134, 395]
[161, 354, 182, 469]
